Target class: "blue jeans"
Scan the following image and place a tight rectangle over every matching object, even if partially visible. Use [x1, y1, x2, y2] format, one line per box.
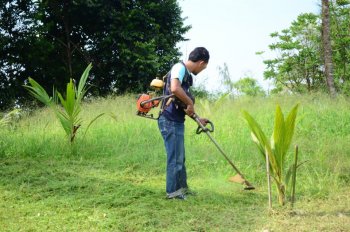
[158, 115, 188, 196]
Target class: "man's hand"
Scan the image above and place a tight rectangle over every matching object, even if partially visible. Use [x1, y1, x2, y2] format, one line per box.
[198, 118, 209, 126]
[184, 104, 195, 117]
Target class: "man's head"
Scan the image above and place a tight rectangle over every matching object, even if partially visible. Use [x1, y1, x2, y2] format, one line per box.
[188, 47, 210, 75]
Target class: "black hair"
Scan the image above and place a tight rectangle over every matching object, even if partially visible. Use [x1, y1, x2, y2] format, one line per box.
[188, 47, 210, 63]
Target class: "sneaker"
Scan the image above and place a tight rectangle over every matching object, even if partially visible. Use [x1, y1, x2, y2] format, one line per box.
[166, 194, 186, 200]
[166, 188, 184, 199]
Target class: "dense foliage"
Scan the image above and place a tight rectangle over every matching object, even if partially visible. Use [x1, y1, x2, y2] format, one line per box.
[261, 0, 350, 94]
[0, 0, 190, 110]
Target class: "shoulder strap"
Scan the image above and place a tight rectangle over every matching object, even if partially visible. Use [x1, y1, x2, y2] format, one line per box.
[180, 61, 192, 87]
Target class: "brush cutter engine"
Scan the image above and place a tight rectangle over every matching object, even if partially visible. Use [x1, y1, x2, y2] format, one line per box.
[136, 77, 168, 120]
[136, 93, 160, 113]
[136, 93, 161, 119]
[136, 75, 195, 120]
[136, 92, 175, 120]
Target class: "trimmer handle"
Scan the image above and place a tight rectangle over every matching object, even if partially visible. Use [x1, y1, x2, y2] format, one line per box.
[192, 114, 214, 134]
[196, 120, 214, 134]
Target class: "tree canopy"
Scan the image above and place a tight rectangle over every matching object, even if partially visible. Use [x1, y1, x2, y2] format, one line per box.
[233, 77, 265, 97]
[0, 0, 190, 110]
[260, 0, 350, 95]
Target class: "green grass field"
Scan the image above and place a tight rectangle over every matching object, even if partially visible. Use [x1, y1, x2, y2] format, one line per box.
[1, 94, 349, 231]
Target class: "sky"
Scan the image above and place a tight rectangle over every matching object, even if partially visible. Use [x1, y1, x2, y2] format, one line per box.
[177, 0, 320, 92]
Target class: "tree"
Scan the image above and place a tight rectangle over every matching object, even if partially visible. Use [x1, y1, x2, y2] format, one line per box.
[322, 0, 337, 96]
[0, 1, 41, 108]
[218, 63, 234, 95]
[330, 0, 350, 94]
[261, 14, 324, 94]
[0, 0, 190, 110]
[233, 77, 265, 97]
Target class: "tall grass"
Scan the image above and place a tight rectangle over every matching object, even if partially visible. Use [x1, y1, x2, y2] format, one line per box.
[0, 94, 349, 231]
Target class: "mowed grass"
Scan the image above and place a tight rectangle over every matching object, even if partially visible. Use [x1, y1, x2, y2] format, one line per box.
[0, 94, 349, 231]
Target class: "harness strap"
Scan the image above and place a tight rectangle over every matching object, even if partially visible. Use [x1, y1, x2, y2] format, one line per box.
[158, 62, 193, 118]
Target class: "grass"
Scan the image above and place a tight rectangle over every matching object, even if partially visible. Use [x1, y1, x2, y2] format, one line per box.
[0, 94, 349, 231]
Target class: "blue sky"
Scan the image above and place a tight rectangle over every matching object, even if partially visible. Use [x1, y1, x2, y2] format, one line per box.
[177, 0, 320, 92]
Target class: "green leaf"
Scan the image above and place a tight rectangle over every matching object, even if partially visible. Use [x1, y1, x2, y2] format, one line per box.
[242, 110, 270, 160]
[242, 110, 278, 175]
[283, 104, 299, 160]
[24, 78, 52, 106]
[55, 110, 72, 136]
[83, 113, 105, 138]
[77, 63, 92, 101]
[56, 91, 67, 112]
[272, 105, 285, 176]
[65, 79, 76, 116]
[285, 163, 295, 193]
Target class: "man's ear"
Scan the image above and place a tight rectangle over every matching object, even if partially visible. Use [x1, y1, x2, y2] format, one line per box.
[199, 61, 208, 68]
[198, 61, 205, 66]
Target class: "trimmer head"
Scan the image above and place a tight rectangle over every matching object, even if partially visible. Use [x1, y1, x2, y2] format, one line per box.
[229, 174, 255, 190]
[243, 183, 255, 190]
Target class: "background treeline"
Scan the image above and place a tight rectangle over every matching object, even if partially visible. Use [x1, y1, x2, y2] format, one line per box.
[1, 1, 350, 110]
[0, 0, 189, 110]
[260, 0, 350, 95]
[220, 0, 350, 97]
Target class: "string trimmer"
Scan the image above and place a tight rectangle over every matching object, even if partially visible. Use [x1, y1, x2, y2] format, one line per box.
[136, 77, 255, 190]
[191, 113, 255, 190]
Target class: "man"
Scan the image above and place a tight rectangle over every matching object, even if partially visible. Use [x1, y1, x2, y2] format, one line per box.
[158, 47, 210, 200]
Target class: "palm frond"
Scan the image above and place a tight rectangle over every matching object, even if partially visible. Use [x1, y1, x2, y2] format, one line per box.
[283, 104, 299, 161]
[242, 110, 278, 174]
[77, 63, 92, 101]
[65, 79, 77, 116]
[24, 78, 52, 106]
[272, 105, 286, 176]
[55, 110, 72, 136]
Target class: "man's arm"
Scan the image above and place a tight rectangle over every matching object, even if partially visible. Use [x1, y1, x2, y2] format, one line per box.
[170, 78, 195, 116]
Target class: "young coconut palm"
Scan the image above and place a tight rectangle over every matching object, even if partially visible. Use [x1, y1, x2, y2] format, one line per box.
[24, 64, 103, 143]
[242, 104, 299, 205]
